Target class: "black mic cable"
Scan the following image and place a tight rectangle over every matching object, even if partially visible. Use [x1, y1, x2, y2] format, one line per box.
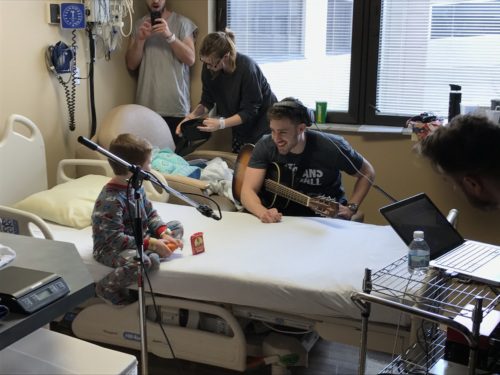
[311, 123, 398, 203]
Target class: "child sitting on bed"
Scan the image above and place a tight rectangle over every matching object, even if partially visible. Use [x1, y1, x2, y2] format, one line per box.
[91, 133, 183, 305]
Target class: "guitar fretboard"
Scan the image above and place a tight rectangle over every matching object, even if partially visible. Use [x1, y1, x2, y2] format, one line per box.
[264, 179, 310, 207]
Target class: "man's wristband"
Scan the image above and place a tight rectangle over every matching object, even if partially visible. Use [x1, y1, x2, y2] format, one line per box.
[166, 33, 176, 44]
[219, 117, 226, 130]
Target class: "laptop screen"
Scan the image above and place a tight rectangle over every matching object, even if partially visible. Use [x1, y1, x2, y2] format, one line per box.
[380, 193, 465, 259]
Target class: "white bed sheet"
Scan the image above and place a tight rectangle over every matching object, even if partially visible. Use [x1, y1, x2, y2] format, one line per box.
[45, 201, 407, 321]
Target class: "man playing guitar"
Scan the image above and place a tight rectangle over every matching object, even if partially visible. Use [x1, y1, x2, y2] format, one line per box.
[240, 97, 376, 223]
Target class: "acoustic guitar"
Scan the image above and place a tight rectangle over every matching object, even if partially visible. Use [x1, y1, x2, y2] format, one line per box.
[232, 144, 339, 217]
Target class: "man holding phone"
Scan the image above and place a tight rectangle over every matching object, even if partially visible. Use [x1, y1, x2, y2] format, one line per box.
[126, 0, 197, 145]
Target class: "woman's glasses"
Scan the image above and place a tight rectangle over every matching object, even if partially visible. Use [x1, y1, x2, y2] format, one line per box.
[200, 56, 222, 69]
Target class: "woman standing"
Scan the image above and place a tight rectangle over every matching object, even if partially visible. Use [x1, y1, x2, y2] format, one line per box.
[177, 30, 277, 153]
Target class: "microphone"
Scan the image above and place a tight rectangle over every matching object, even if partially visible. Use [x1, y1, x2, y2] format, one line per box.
[197, 204, 221, 220]
[78, 135, 98, 150]
[446, 208, 459, 228]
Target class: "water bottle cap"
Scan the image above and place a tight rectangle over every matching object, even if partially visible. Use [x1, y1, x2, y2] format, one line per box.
[413, 230, 424, 239]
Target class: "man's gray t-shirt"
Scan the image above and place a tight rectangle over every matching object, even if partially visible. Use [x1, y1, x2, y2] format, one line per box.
[249, 131, 364, 216]
[134, 12, 197, 117]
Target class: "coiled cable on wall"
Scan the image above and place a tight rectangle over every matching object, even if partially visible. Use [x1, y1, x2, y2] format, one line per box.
[56, 74, 76, 131]
[55, 29, 78, 131]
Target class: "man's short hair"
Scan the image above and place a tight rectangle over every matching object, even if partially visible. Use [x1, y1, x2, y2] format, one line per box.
[419, 114, 500, 181]
[108, 133, 153, 175]
[268, 97, 313, 126]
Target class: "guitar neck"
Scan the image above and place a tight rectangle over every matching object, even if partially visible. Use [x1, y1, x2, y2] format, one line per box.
[264, 179, 311, 207]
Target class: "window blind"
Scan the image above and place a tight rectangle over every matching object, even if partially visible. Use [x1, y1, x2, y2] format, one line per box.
[227, 0, 305, 63]
[376, 0, 500, 119]
[226, 0, 354, 112]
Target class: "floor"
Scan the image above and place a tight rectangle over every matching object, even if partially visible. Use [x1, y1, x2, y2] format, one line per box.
[143, 338, 392, 375]
[51, 317, 393, 375]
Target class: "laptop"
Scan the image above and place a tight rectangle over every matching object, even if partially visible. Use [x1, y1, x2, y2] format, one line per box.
[380, 193, 500, 286]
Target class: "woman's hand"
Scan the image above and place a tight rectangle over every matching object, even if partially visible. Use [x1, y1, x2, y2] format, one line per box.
[198, 118, 222, 132]
[175, 114, 195, 135]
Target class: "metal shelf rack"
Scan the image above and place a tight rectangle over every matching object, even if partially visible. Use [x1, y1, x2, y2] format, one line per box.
[351, 255, 500, 375]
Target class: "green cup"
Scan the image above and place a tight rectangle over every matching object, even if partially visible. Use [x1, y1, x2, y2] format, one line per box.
[315, 101, 327, 124]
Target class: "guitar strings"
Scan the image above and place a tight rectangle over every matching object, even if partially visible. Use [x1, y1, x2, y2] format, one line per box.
[310, 123, 398, 203]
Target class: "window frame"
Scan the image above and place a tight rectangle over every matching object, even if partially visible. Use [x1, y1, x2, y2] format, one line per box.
[364, 0, 406, 126]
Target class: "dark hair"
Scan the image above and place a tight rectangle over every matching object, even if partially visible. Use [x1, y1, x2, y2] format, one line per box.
[200, 29, 237, 72]
[108, 133, 152, 175]
[419, 114, 500, 181]
[268, 97, 313, 126]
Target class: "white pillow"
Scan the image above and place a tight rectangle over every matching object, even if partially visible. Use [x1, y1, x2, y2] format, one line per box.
[13, 175, 110, 229]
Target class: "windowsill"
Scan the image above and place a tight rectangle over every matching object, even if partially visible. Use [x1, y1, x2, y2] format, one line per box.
[316, 123, 413, 136]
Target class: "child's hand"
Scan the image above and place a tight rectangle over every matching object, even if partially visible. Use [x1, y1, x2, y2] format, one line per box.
[160, 233, 184, 250]
[149, 238, 183, 258]
[150, 239, 173, 258]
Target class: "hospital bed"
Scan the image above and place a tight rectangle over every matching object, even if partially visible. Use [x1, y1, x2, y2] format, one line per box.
[0, 114, 412, 373]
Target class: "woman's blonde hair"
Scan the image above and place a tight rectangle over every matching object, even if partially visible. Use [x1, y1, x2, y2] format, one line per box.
[200, 29, 237, 72]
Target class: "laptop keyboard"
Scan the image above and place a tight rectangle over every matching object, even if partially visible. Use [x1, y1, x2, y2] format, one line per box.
[436, 242, 500, 272]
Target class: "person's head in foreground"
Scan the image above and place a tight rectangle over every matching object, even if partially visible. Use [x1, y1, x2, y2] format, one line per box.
[419, 114, 500, 211]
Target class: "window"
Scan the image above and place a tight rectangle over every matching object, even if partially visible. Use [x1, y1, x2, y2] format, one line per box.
[224, 0, 354, 119]
[219, 0, 500, 125]
[372, 0, 500, 122]
[326, 0, 353, 56]
[227, 0, 305, 63]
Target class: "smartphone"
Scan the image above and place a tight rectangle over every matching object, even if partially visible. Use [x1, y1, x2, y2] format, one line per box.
[150, 11, 161, 25]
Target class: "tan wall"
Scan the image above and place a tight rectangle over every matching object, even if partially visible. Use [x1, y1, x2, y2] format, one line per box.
[1, 1, 498, 244]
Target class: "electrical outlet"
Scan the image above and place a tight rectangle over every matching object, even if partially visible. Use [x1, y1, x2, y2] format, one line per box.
[47, 3, 60, 24]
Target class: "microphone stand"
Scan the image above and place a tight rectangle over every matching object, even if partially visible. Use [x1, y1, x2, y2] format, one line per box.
[78, 136, 220, 375]
[129, 166, 149, 375]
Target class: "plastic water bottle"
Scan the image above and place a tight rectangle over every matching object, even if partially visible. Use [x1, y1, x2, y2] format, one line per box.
[408, 230, 430, 275]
